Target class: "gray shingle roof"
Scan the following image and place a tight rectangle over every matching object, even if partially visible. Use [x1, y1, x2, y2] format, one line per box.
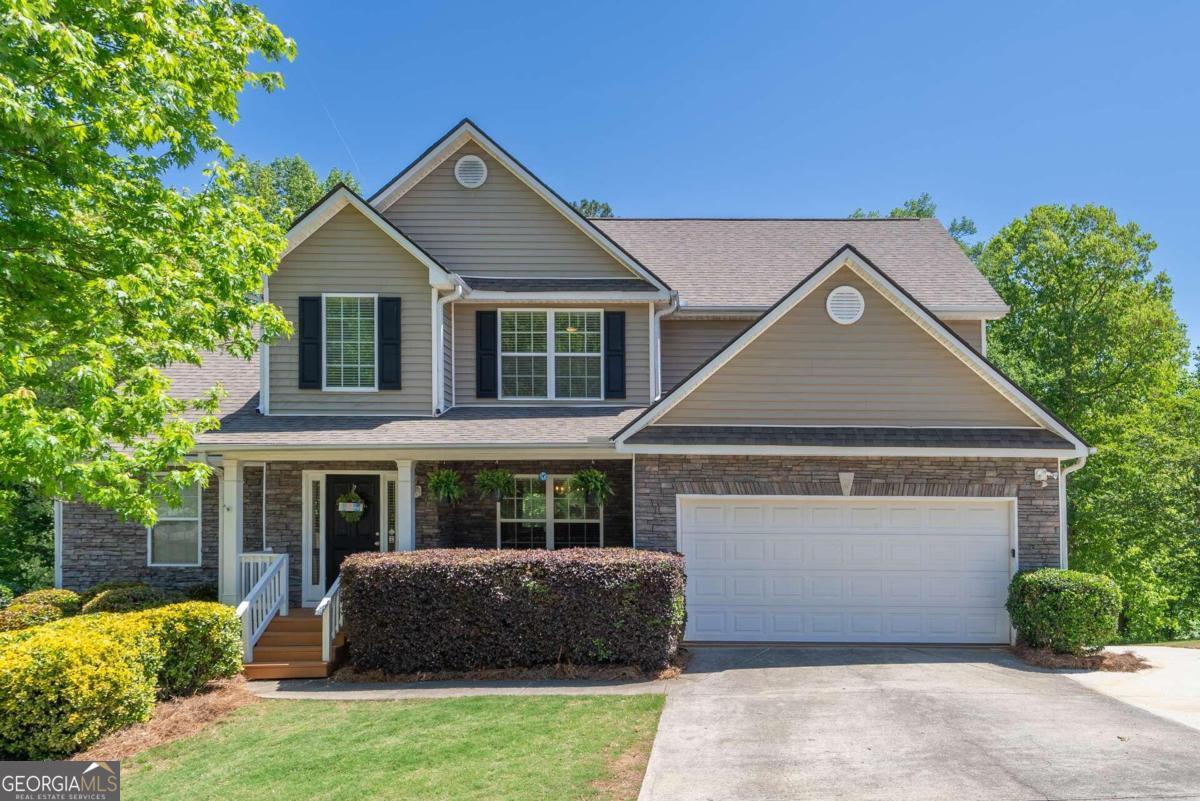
[459, 276, 659, 293]
[592, 217, 1006, 312]
[163, 352, 641, 447]
[624, 426, 1075, 449]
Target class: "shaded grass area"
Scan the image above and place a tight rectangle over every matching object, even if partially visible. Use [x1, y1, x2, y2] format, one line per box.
[123, 695, 664, 801]
[1144, 640, 1200, 649]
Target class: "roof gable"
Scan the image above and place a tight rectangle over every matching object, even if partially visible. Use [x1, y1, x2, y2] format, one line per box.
[284, 185, 454, 289]
[367, 119, 669, 290]
[615, 246, 1088, 454]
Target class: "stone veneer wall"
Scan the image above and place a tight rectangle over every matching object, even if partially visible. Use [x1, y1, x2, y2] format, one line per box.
[414, 460, 633, 549]
[60, 485, 220, 594]
[633, 455, 1062, 568]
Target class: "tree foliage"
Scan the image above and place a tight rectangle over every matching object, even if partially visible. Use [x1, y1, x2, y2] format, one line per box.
[849, 193, 980, 258]
[230, 155, 359, 226]
[0, 1, 294, 522]
[0, 484, 52, 591]
[980, 204, 1199, 640]
[572, 198, 613, 218]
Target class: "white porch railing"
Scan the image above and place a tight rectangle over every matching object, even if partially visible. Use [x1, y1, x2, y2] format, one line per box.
[240, 553, 278, 597]
[314, 576, 343, 663]
[235, 553, 288, 663]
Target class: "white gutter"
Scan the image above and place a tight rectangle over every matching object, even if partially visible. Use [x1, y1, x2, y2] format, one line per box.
[1058, 448, 1094, 568]
[435, 277, 466, 413]
[651, 292, 680, 399]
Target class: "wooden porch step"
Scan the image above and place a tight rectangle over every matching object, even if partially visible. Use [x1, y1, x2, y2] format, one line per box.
[265, 614, 323, 633]
[243, 661, 332, 680]
[258, 630, 321, 647]
[253, 645, 323, 662]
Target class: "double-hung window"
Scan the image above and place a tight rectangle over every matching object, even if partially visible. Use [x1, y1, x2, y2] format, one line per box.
[497, 475, 603, 549]
[148, 482, 202, 567]
[499, 310, 602, 400]
[324, 294, 377, 390]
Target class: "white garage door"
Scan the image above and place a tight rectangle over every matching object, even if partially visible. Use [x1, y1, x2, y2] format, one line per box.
[679, 497, 1013, 644]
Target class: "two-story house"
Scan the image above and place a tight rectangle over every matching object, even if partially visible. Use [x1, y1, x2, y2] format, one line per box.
[56, 119, 1089, 675]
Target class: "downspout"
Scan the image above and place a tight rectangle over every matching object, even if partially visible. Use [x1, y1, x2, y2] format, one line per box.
[435, 277, 466, 414]
[651, 292, 680, 400]
[1058, 449, 1094, 568]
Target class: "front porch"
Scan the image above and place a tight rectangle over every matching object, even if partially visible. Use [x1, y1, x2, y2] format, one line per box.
[217, 457, 634, 678]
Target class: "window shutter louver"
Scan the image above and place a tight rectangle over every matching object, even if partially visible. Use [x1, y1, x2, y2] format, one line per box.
[378, 297, 402, 390]
[476, 310, 498, 398]
[604, 310, 626, 399]
[298, 296, 322, 389]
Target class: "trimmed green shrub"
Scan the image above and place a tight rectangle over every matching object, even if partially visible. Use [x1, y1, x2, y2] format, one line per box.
[82, 584, 166, 614]
[80, 580, 148, 606]
[0, 583, 13, 609]
[136, 603, 242, 696]
[0, 613, 161, 758]
[1007, 568, 1122, 654]
[0, 602, 63, 631]
[342, 548, 686, 673]
[13, 588, 81, 617]
[184, 582, 219, 602]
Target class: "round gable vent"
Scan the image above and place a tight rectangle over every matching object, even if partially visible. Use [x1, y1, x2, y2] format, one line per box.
[454, 155, 488, 188]
[826, 285, 865, 325]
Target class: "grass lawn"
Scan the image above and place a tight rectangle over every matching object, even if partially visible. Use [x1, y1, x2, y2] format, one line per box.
[1143, 640, 1200, 649]
[121, 695, 664, 801]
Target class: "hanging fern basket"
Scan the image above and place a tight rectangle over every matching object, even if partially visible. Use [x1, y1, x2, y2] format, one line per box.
[336, 485, 367, 523]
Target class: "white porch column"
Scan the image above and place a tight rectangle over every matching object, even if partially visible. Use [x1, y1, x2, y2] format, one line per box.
[394, 459, 415, 551]
[218, 459, 244, 605]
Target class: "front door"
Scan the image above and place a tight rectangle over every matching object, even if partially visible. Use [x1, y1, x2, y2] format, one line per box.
[325, 474, 381, 587]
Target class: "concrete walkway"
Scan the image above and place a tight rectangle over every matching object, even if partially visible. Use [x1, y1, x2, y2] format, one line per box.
[1065, 644, 1200, 732]
[246, 674, 674, 700]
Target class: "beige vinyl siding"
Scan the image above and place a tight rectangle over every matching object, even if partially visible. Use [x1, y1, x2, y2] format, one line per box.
[453, 303, 651, 405]
[268, 206, 433, 415]
[381, 144, 637, 279]
[659, 268, 1036, 427]
[660, 319, 751, 393]
[946, 319, 985, 351]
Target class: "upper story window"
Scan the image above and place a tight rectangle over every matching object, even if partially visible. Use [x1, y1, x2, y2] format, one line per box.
[148, 482, 202, 567]
[499, 310, 602, 400]
[324, 295, 377, 391]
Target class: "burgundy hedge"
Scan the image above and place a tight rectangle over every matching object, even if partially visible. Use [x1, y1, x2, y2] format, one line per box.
[340, 548, 686, 672]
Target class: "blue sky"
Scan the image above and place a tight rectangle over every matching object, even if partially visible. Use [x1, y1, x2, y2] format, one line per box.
[206, 1, 1198, 349]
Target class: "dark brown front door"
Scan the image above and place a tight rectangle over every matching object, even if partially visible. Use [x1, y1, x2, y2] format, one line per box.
[325, 474, 381, 587]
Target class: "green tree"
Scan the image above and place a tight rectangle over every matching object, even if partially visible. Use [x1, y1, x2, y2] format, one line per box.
[850, 193, 981, 258]
[979, 204, 1199, 639]
[0, 1, 294, 523]
[232, 155, 360, 226]
[572, 198, 613, 218]
[0, 484, 53, 591]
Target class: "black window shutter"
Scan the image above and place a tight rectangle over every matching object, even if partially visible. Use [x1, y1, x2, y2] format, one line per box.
[604, 310, 626, 399]
[298, 296, 321, 389]
[475, 310, 498, 398]
[378, 297, 402, 390]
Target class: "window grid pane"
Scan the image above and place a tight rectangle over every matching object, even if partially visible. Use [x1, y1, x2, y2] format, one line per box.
[554, 312, 602, 353]
[151, 521, 199, 564]
[554, 355, 601, 399]
[500, 311, 547, 353]
[499, 477, 547, 549]
[325, 296, 376, 389]
[500, 355, 547, 398]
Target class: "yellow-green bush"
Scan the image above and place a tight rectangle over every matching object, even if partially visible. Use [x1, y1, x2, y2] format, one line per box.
[80, 580, 147, 606]
[82, 585, 166, 614]
[0, 602, 63, 631]
[0, 613, 161, 759]
[12, 588, 82, 616]
[137, 603, 242, 696]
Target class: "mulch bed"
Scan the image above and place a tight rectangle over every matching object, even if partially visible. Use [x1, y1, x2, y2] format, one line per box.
[1013, 644, 1149, 672]
[331, 649, 691, 684]
[74, 677, 259, 762]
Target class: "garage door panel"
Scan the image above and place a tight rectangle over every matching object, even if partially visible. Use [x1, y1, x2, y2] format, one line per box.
[680, 497, 1012, 644]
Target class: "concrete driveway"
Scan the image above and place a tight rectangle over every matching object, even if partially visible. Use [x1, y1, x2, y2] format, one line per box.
[640, 646, 1200, 801]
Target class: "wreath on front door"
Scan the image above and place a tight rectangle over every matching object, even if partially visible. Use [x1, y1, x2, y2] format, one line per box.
[336, 485, 367, 523]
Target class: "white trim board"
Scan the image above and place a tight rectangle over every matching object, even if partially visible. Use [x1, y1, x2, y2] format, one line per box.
[366, 119, 670, 293]
[614, 245, 1088, 456]
[284, 186, 455, 289]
